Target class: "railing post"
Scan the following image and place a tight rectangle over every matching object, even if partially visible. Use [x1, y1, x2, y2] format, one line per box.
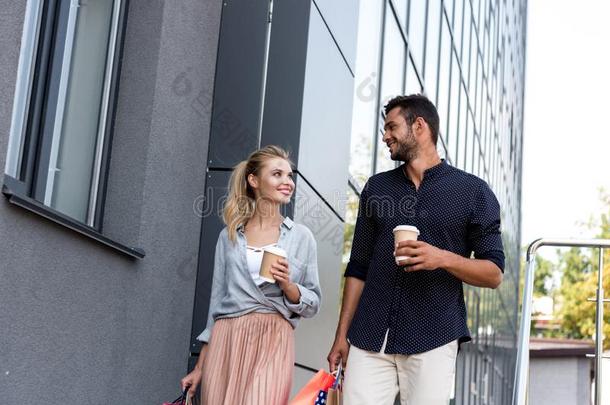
[512, 239, 610, 405]
[594, 247, 604, 405]
[512, 254, 537, 405]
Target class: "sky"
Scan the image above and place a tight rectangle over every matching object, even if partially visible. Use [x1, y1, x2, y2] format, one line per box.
[521, 0, 610, 256]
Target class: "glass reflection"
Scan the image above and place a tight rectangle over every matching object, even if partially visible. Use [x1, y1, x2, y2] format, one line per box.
[348, 0, 384, 187]
[407, 0, 427, 72]
[344, 0, 526, 402]
[377, 5, 405, 173]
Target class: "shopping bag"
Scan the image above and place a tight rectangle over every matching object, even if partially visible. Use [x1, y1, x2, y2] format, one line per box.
[327, 388, 342, 405]
[327, 364, 343, 405]
[289, 369, 336, 405]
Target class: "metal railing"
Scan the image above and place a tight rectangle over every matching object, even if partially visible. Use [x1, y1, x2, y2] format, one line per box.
[513, 238, 610, 405]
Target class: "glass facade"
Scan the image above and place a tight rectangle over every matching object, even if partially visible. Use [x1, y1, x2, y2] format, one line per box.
[345, 0, 526, 403]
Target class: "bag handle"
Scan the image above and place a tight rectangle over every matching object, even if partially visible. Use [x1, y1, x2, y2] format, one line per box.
[331, 363, 343, 390]
[169, 389, 188, 404]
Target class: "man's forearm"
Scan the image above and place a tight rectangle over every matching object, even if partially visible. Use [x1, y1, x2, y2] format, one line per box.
[335, 276, 365, 338]
[442, 252, 502, 289]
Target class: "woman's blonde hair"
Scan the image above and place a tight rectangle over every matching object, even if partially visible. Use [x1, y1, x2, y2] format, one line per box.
[223, 145, 293, 243]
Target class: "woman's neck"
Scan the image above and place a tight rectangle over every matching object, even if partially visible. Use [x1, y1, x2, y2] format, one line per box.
[246, 201, 283, 230]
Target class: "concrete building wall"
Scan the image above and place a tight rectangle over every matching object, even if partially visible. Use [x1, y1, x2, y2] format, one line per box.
[602, 357, 610, 404]
[529, 357, 592, 405]
[0, 1, 221, 403]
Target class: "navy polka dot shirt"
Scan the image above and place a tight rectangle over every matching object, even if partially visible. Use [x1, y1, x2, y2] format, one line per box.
[345, 160, 504, 355]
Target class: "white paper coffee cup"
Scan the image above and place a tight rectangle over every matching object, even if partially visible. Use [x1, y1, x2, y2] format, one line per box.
[393, 225, 420, 263]
[260, 246, 287, 283]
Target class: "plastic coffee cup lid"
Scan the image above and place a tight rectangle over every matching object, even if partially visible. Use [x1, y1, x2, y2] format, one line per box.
[393, 225, 420, 234]
[263, 246, 287, 257]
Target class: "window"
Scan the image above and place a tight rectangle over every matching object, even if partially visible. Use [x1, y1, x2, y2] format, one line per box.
[436, 19, 451, 140]
[404, 58, 421, 95]
[447, 53, 460, 162]
[379, 7, 406, 110]
[376, 5, 405, 174]
[349, 0, 383, 188]
[456, 88, 467, 170]
[2, 0, 141, 258]
[423, 0, 441, 99]
[452, 0, 465, 56]
[406, 0, 426, 72]
[462, 0, 472, 74]
[444, 0, 454, 26]
[390, 0, 407, 29]
[4, 0, 125, 227]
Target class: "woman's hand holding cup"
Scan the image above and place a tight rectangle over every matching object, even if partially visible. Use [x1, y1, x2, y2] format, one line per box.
[269, 258, 291, 290]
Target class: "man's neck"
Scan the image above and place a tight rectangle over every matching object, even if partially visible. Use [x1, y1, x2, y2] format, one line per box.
[403, 150, 442, 189]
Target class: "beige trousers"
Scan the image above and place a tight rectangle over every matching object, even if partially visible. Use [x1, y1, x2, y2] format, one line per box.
[343, 332, 458, 405]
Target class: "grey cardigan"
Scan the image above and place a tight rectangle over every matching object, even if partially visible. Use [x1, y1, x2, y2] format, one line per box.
[196, 217, 322, 343]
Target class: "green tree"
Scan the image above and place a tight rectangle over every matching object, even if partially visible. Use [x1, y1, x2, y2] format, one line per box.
[555, 189, 610, 349]
[520, 251, 559, 336]
[533, 255, 555, 296]
[518, 249, 556, 301]
[558, 253, 610, 347]
[559, 246, 592, 285]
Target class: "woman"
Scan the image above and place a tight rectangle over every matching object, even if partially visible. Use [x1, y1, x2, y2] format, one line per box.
[180, 145, 321, 404]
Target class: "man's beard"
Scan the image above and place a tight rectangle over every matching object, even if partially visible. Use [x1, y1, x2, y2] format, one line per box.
[392, 132, 418, 163]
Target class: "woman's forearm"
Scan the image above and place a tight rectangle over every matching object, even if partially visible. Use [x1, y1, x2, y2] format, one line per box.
[282, 282, 301, 304]
[194, 343, 209, 371]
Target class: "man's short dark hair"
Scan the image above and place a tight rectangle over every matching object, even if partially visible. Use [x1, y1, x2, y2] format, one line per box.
[384, 94, 440, 146]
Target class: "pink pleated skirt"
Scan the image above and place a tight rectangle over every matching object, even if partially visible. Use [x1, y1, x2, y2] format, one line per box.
[200, 312, 295, 405]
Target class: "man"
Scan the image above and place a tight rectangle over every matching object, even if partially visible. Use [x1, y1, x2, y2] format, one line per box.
[327, 94, 504, 404]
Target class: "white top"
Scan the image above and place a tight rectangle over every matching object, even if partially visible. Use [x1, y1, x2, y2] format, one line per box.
[246, 243, 277, 286]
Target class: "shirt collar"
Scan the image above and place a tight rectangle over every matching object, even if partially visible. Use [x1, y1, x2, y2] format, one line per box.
[399, 159, 448, 183]
[423, 159, 448, 179]
[282, 216, 294, 229]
